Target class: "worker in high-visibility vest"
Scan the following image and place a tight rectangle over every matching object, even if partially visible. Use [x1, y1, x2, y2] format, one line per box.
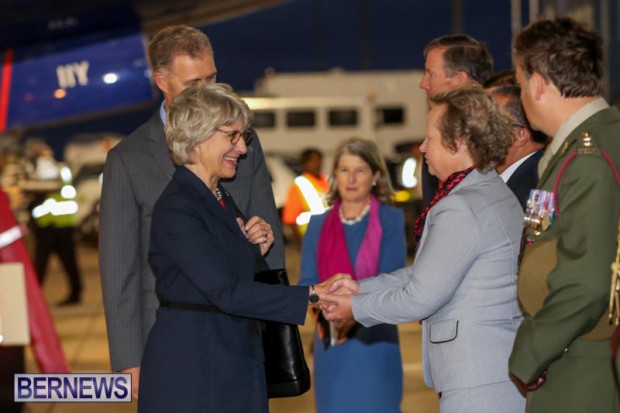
[30, 161, 82, 306]
[282, 148, 329, 247]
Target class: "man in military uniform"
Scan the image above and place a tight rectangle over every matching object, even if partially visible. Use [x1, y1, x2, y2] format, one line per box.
[509, 17, 620, 412]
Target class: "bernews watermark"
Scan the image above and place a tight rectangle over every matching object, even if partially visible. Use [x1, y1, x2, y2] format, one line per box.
[14, 373, 131, 402]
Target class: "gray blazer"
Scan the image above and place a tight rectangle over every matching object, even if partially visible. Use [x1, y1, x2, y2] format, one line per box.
[99, 112, 284, 372]
[352, 170, 523, 393]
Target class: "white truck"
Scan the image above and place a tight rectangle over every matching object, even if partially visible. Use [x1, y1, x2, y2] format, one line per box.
[243, 94, 376, 164]
[253, 69, 427, 157]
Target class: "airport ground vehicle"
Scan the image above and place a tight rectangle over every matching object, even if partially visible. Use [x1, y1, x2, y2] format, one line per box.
[253, 69, 427, 157]
[243, 94, 377, 170]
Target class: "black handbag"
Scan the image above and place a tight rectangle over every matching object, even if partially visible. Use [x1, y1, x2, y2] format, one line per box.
[255, 268, 311, 398]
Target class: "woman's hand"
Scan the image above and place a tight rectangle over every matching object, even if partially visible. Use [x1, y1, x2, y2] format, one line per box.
[320, 292, 354, 322]
[311, 274, 357, 301]
[321, 273, 360, 295]
[237, 216, 275, 256]
[120, 366, 140, 400]
[333, 319, 358, 345]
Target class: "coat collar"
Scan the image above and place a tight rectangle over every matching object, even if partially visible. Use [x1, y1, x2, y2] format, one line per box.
[539, 106, 620, 185]
[449, 168, 497, 195]
[506, 150, 543, 186]
[173, 166, 242, 236]
[143, 111, 175, 180]
[146, 111, 166, 143]
[414, 168, 497, 261]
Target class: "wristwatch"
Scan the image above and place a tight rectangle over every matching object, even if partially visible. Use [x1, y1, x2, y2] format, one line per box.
[309, 285, 320, 304]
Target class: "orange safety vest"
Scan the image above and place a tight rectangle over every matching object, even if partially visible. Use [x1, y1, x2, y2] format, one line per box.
[282, 173, 329, 234]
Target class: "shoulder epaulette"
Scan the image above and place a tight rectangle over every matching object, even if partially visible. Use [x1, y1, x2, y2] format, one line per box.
[553, 130, 619, 218]
[576, 131, 600, 155]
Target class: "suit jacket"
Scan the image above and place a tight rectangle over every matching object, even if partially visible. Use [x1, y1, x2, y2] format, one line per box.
[138, 167, 308, 413]
[99, 112, 285, 372]
[509, 106, 620, 413]
[506, 150, 543, 210]
[351, 169, 524, 393]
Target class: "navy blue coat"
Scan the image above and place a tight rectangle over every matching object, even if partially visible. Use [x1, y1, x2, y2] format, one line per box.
[138, 167, 308, 413]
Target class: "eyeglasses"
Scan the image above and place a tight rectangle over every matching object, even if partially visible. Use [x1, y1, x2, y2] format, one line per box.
[216, 128, 253, 145]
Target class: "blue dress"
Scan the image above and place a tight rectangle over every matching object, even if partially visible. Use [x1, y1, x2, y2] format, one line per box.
[299, 203, 406, 413]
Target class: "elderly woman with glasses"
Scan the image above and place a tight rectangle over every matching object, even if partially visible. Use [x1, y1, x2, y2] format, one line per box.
[138, 83, 325, 413]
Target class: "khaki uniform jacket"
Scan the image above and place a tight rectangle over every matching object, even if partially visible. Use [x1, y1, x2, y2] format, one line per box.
[509, 106, 620, 413]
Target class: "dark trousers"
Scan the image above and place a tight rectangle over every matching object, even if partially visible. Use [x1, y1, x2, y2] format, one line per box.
[34, 226, 82, 299]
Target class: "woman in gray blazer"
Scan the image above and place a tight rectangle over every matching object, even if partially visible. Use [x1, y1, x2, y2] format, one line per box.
[322, 85, 526, 413]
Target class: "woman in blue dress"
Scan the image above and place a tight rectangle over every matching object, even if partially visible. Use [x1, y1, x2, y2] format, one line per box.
[299, 137, 406, 413]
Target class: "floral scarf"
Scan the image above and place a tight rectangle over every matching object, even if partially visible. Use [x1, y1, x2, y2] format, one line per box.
[412, 166, 475, 253]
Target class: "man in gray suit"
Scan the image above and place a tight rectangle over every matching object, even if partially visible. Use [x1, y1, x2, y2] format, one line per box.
[98, 25, 284, 399]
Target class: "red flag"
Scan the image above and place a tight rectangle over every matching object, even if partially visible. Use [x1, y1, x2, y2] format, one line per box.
[0, 190, 69, 373]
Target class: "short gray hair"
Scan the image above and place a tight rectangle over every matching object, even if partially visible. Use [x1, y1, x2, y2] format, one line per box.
[165, 83, 253, 165]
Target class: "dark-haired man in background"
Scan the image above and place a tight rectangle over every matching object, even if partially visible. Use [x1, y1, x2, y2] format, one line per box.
[485, 74, 547, 210]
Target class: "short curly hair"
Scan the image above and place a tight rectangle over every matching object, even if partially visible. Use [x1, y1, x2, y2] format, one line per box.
[165, 83, 253, 166]
[429, 85, 512, 172]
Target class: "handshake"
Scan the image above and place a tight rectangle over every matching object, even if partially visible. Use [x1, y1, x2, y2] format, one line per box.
[311, 273, 360, 322]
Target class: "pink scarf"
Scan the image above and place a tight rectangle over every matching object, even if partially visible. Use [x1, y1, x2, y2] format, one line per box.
[317, 196, 382, 282]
